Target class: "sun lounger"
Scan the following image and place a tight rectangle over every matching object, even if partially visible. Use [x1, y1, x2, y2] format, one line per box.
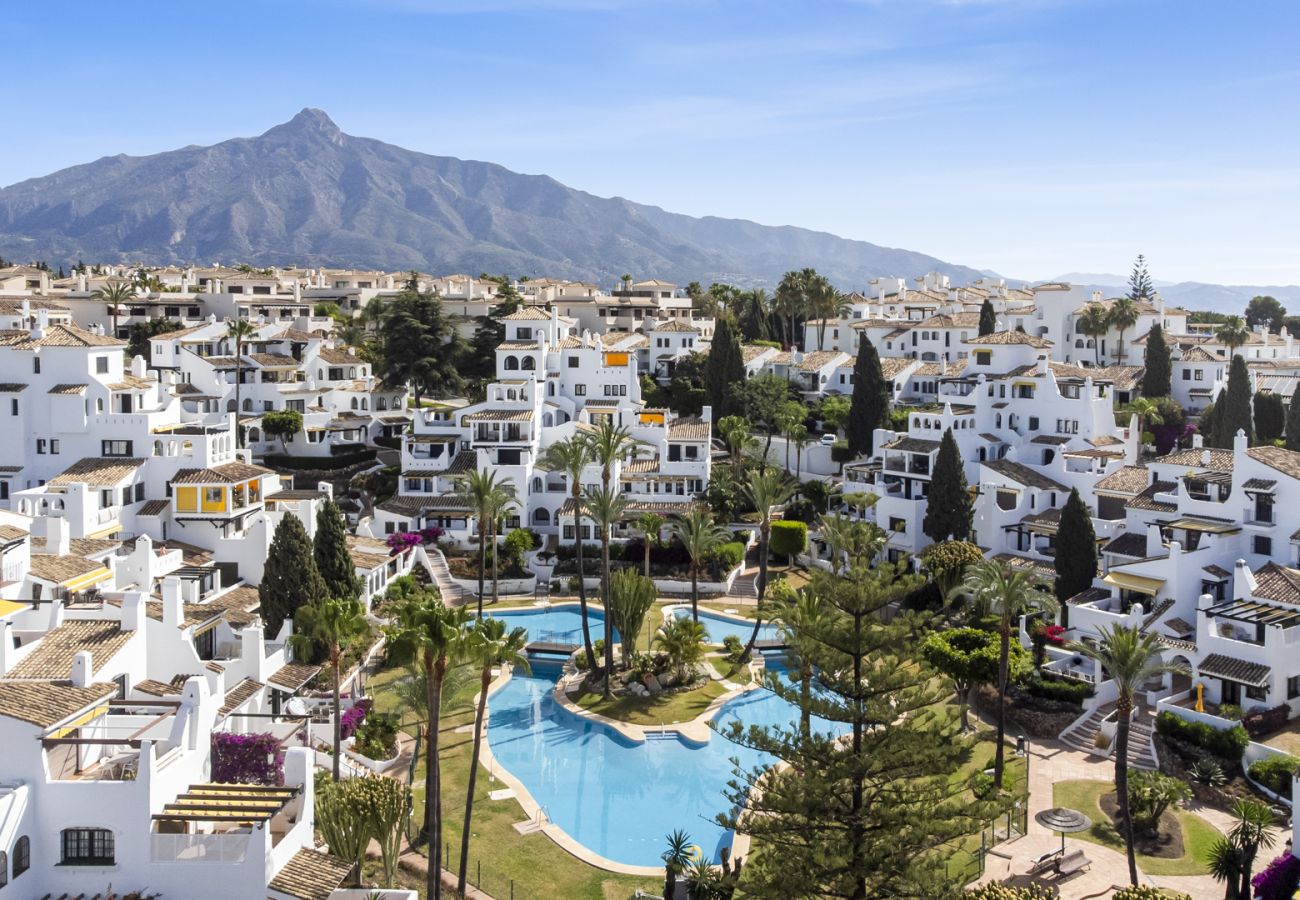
[1055, 849, 1091, 877]
[1027, 848, 1063, 874]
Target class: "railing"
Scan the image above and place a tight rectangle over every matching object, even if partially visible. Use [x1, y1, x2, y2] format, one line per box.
[151, 832, 250, 863]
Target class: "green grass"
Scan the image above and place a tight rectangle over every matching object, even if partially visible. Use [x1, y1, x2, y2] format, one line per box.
[575, 678, 729, 726]
[1052, 779, 1221, 876]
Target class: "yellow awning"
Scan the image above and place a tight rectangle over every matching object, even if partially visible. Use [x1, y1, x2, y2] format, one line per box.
[0, 599, 27, 617]
[1103, 571, 1165, 595]
[63, 567, 112, 592]
[85, 523, 122, 539]
[1166, 518, 1241, 535]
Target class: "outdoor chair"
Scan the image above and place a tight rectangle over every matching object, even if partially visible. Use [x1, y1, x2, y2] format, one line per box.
[1055, 849, 1091, 877]
[1026, 848, 1063, 875]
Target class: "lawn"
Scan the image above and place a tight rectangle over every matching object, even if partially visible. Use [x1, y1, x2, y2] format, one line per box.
[369, 663, 659, 900]
[1052, 779, 1221, 876]
[575, 678, 729, 726]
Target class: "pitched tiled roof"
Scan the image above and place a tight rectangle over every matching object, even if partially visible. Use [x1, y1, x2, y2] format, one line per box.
[267, 661, 322, 692]
[1126, 480, 1177, 512]
[0, 323, 125, 348]
[1198, 653, 1271, 688]
[462, 409, 533, 422]
[667, 418, 710, 440]
[267, 848, 353, 900]
[7, 620, 134, 680]
[139, 499, 170, 516]
[966, 331, 1052, 348]
[1246, 446, 1300, 480]
[27, 554, 108, 585]
[0, 681, 117, 728]
[218, 678, 264, 717]
[1251, 562, 1300, 605]
[1065, 586, 1112, 606]
[1104, 532, 1148, 557]
[795, 350, 848, 372]
[982, 459, 1067, 491]
[881, 436, 940, 454]
[653, 319, 699, 333]
[172, 461, 274, 484]
[1155, 447, 1234, 471]
[133, 678, 183, 698]
[501, 307, 553, 321]
[1095, 465, 1149, 495]
[48, 457, 145, 486]
[48, 383, 86, 395]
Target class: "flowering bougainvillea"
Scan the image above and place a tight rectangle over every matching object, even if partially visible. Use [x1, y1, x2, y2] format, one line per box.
[386, 531, 421, 554]
[339, 699, 370, 740]
[211, 732, 284, 785]
[1043, 624, 1066, 645]
[420, 525, 444, 544]
[1253, 851, 1300, 899]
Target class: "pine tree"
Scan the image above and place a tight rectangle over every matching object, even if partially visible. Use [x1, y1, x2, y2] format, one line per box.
[978, 298, 996, 336]
[846, 335, 888, 457]
[923, 428, 972, 543]
[1142, 324, 1172, 397]
[1054, 488, 1097, 603]
[260, 514, 327, 637]
[1287, 383, 1300, 452]
[703, 317, 745, 420]
[716, 561, 1009, 897]
[1212, 355, 1253, 447]
[1128, 254, 1154, 302]
[1254, 393, 1285, 444]
[314, 499, 364, 602]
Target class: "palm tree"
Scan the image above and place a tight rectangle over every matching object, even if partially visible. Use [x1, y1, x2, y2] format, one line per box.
[484, 487, 516, 607]
[775, 405, 802, 473]
[289, 596, 368, 781]
[806, 272, 847, 351]
[587, 417, 638, 490]
[716, 415, 754, 464]
[740, 469, 795, 660]
[226, 318, 258, 446]
[454, 470, 515, 616]
[635, 512, 665, 578]
[1208, 798, 1278, 899]
[789, 423, 811, 478]
[457, 617, 530, 895]
[776, 586, 828, 738]
[960, 560, 1058, 789]
[1069, 625, 1185, 886]
[543, 437, 597, 670]
[93, 280, 135, 345]
[1216, 315, 1251, 360]
[654, 616, 707, 682]
[774, 270, 806, 349]
[662, 830, 693, 900]
[1124, 397, 1165, 449]
[583, 485, 629, 697]
[1108, 297, 1140, 363]
[1078, 304, 1111, 365]
[385, 594, 468, 900]
[671, 507, 730, 623]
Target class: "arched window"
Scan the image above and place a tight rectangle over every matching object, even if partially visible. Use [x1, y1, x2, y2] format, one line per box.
[351, 397, 358, 410]
[13, 836, 28, 877]
[248, 427, 262, 443]
[361, 398, 368, 410]
[61, 827, 114, 865]
[153, 440, 163, 457]
[532, 477, 543, 493]
[226, 399, 237, 412]
[504, 356, 519, 370]
[533, 508, 550, 524]
[318, 369, 324, 380]
[522, 357, 536, 370]
[242, 398, 253, 411]
[507, 389, 517, 401]
[0, 850, 6, 886]
[376, 397, 387, 411]
[548, 381, 555, 396]
[181, 440, 193, 456]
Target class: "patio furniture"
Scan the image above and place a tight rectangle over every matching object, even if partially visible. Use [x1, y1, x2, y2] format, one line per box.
[1055, 849, 1092, 877]
[1035, 806, 1093, 853]
[1027, 847, 1064, 875]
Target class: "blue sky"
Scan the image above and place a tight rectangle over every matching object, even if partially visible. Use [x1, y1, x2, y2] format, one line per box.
[7, 0, 1299, 284]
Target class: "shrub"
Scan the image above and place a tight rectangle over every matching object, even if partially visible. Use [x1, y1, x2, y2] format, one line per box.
[1113, 888, 1190, 900]
[769, 520, 807, 561]
[964, 885, 1056, 899]
[1248, 753, 1300, 797]
[1189, 757, 1226, 786]
[211, 732, 284, 785]
[711, 541, 746, 572]
[971, 772, 996, 800]
[353, 712, 399, 761]
[502, 529, 535, 567]
[1243, 704, 1290, 738]
[1253, 851, 1300, 899]
[1218, 703, 1245, 722]
[1127, 770, 1191, 834]
[339, 701, 369, 740]
[1020, 674, 1093, 706]
[1155, 711, 1250, 759]
[263, 449, 376, 470]
[722, 634, 744, 663]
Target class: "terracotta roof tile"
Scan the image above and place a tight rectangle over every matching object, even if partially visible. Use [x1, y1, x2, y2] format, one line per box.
[267, 848, 353, 900]
[7, 620, 134, 680]
[0, 681, 117, 728]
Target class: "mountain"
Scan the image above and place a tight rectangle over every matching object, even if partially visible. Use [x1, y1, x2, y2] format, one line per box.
[1057, 273, 1300, 316]
[0, 108, 988, 289]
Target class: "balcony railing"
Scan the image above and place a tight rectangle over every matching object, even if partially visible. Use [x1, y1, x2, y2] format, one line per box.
[151, 832, 250, 863]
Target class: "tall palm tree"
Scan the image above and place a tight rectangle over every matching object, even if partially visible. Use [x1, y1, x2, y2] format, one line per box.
[484, 488, 516, 608]
[93, 280, 136, 345]
[457, 617, 530, 895]
[716, 415, 754, 465]
[587, 417, 638, 490]
[776, 586, 828, 738]
[806, 272, 846, 351]
[1108, 297, 1140, 364]
[774, 270, 806, 349]
[583, 485, 629, 697]
[1216, 315, 1251, 360]
[385, 593, 468, 900]
[662, 830, 693, 900]
[670, 507, 730, 623]
[226, 318, 258, 446]
[789, 423, 811, 478]
[289, 596, 368, 781]
[1069, 625, 1185, 887]
[740, 468, 795, 660]
[1208, 798, 1278, 899]
[454, 470, 516, 616]
[634, 512, 664, 578]
[1124, 397, 1165, 448]
[775, 405, 803, 473]
[1078, 304, 1111, 366]
[543, 437, 597, 670]
[959, 560, 1058, 789]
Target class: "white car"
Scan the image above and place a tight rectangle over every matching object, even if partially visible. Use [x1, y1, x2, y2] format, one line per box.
[820, 433, 837, 446]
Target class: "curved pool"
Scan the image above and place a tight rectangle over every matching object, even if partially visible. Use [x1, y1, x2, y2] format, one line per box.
[671, 607, 779, 645]
[483, 605, 834, 868]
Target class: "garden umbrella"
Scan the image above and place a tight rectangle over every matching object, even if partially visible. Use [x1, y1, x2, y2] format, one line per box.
[1035, 807, 1092, 853]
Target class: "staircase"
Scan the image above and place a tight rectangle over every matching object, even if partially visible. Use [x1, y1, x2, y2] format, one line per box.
[427, 549, 477, 608]
[1060, 701, 1158, 770]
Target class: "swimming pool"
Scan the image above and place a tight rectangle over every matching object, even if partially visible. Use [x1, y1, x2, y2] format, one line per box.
[671, 607, 780, 645]
[485, 603, 616, 645]
[483, 604, 836, 868]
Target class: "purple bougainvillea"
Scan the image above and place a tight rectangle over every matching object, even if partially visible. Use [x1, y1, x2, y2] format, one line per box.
[420, 526, 444, 544]
[1253, 851, 1300, 899]
[387, 531, 421, 554]
[211, 732, 284, 785]
[339, 700, 369, 740]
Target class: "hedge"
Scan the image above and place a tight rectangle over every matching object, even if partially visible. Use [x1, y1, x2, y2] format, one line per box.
[712, 541, 746, 571]
[1020, 674, 1094, 706]
[1154, 711, 1250, 760]
[770, 520, 808, 560]
[263, 449, 377, 471]
[1243, 704, 1290, 739]
[1248, 753, 1300, 797]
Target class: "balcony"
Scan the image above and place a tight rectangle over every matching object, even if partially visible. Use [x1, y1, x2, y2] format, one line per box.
[151, 832, 250, 863]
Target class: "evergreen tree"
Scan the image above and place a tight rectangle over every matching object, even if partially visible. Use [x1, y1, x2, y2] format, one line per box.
[1199, 391, 1223, 448]
[260, 514, 327, 637]
[923, 428, 972, 543]
[1128, 253, 1154, 301]
[716, 560, 1008, 897]
[703, 317, 745, 420]
[1054, 488, 1097, 604]
[1212, 355, 1253, 447]
[846, 336, 888, 457]
[1245, 295, 1287, 333]
[1286, 383, 1300, 452]
[1254, 393, 1286, 444]
[1142, 323, 1172, 397]
[314, 499, 364, 602]
[378, 287, 464, 405]
[978, 298, 996, 336]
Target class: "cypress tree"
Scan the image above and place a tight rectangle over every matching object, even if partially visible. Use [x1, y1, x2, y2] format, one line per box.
[923, 428, 972, 543]
[703, 317, 745, 420]
[978, 299, 996, 336]
[1287, 382, 1300, 451]
[846, 335, 888, 457]
[1199, 391, 1223, 448]
[1142, 324, 1172, 397]
[1254, 393, 1285, 444]
[260, 514, 327, 638]
[1054, 488, 1097, 604]
[1212, 355, 1253, 447]
[314, 498, 364, 602]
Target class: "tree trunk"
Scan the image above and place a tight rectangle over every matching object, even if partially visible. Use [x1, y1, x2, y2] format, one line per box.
[574, 494, 596, 671]
[490, 516, 499, 607]
[957, 681, 971, 732]
[850, 604, 866, 900]
[234, 349, 243, 448]
[784, 438, 791, 473]
[602, 537, 614, 699]
[994, 622, 1009, 789]
[1114, 697, 1139, 887]
[426, 654, 446, 900]
[644, 537, 651, 579]
[663, 871, 675, 900]
[796, 445, 803, 478]
[331, 650, 341, 781]
[741, 523, 770, 660]
[476, 518, 486, 617]
[458, 665, 492, 894]
[691, 566, 699, 624]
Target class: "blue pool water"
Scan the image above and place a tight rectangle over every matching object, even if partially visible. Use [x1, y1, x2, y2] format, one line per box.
[485, 604, 616, 645]
[672, 607, 780, 645]
[484, 604, 838, 867]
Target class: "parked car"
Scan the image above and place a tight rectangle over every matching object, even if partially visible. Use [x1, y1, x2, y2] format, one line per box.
[820, 433, 837, 446]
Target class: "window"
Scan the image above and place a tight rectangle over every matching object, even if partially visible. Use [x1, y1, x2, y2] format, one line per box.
[95, 356, 109, 374]
[1182, 369, 1191, 381]
[1289, 676, 1300, 700]
[1247, 684, 1268, 701]
[134, 483, 145, 502]
[61, 827, 114, 865]
[1253, 535, 1273, 556]
[13, 836, 28, 877]
[1194, 370, 1204, 381]
[1028, 417, 1039, 432]
[888, 517, 906, 533]
[517, 327, 531, 340]
[50, 439, 59, 455]
[575, 384, 586, 396]
[32, 358, 40, 374]
[102, 440, 133, 457]
[9, 399, 15, 415]
[36, 439, 46, 455]
[567, 356, 579, 368]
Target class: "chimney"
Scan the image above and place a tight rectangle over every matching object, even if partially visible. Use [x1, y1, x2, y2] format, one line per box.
[131, 355, 146, 378]
[1092, 290, 1103, 302]
[1201, 449, 1211, 466]
[70, 650, 92, 688]
[1233, 429, 1249, 456]
[47, 515, 70, 556]
[121, 591, 146, 632]
[701, 404, 713, 424]
[161, 576, 183, 629]
[240, 625, 267, 681]
[1192, 433, 1204, 449]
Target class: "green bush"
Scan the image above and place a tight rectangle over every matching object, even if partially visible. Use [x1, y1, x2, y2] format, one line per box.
[769, 520, 807, 561]
[1249, 753, 1300, 797]
[1155, 711, 1250, 759]
[711, 541, 746, 571]
[1113, 888, 1190, 900]
[352, 712, 398, 760]
[1020, 674, 1094, 705]
[722, 634, 744, 662]
[964, 885, 1056, 899]
[971, 772, 996, 800]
